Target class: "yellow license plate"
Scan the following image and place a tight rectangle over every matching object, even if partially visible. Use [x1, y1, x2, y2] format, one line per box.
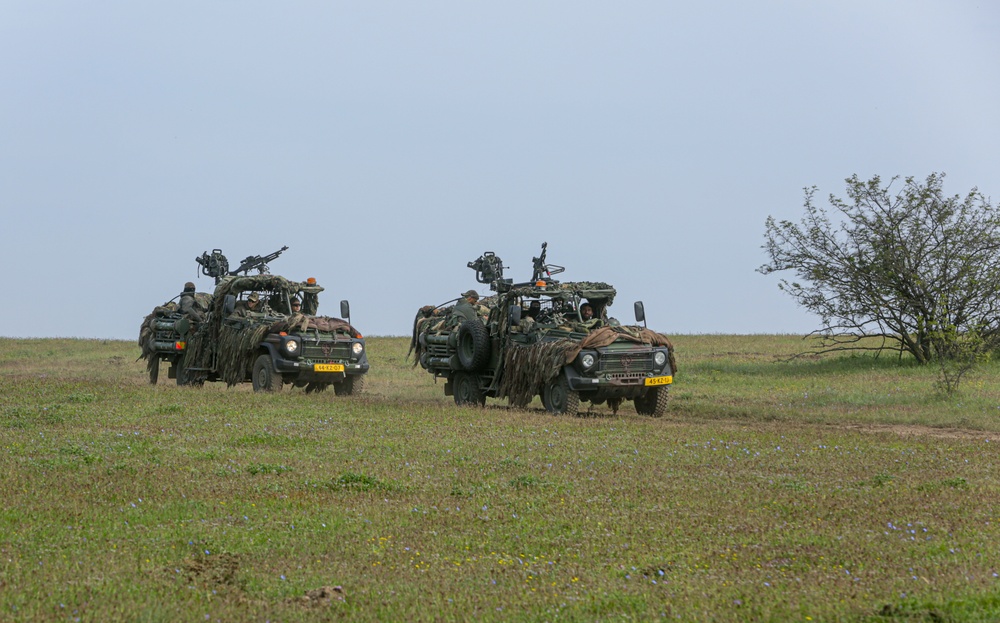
[644, 375, 672, 386]
[314, 363, 345, 373]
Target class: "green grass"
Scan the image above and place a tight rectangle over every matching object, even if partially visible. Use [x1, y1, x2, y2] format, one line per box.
[1, 335, 999, 621]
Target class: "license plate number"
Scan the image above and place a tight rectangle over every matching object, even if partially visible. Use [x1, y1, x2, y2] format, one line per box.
[644, 375, 672, 386]
[314, 363, 345, 373]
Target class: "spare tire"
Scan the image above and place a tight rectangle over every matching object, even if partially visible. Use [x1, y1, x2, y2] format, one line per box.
[456, 320, 490, 371]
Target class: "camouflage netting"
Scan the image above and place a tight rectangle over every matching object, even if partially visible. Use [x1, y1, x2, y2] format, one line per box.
[496, 339, 577, 407]
[506, 282, 616, 303]
[566, 326, 678, 375]
[214, 323, 273, 386]
[270, 315, 360, 338]
[408, 306, 450, 364]
[495, 326, 677, 407]
[137, 302, 179, 371]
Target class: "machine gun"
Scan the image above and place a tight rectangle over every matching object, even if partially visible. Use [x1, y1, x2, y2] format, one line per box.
[232, 246, 289, 277]
[468, 251, 511, 292]
[196, 249, 231, 284]
[531, 242, 564, 284]
[195, 246, 288, 284]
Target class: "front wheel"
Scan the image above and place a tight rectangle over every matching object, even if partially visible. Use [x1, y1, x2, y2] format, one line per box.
[453, 372, 485, 407]
[334, 375, 366, 396]
[252, 354, 283, 392]
[542, 374, 579, 416]
[634, 386, 669, 417]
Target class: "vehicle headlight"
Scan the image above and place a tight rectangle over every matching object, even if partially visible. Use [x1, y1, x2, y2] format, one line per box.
[653, 351, 667, 368]
[352, 342, 364, 356]
[580, 352, 596, 371]
[282, 337, 300, 358]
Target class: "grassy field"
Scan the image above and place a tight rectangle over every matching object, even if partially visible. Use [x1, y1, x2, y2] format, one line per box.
[1, 334, 999, 622]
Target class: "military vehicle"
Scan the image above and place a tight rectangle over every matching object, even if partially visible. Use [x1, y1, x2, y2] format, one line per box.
[410, 243, 676, 415]
[139, 247, 368, 394]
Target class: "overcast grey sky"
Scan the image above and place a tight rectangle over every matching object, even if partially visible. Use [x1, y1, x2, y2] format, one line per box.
[3, 1, 998, 339]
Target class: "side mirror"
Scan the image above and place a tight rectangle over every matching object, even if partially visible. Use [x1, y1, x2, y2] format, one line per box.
[340, 300, 350, 320]
[509, 305, 522, 326]
[634, 301, 646, 325]
[224, 294, 236, 315]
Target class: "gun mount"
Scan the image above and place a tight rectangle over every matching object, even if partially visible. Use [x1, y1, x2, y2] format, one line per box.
[467, 251, 511, 292]
[531, 242, 565, 284]
[233, 245, 289, 277]
[196, 249, 231, 284]
[195, 246, 288, 284]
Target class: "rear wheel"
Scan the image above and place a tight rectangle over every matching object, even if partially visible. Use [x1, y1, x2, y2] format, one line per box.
[453, 372, 485, 407]
[334, 375, 366, 396]
[634, 386, 669, 417]
[252, 354, 283, 392]
[457, 320, 491, 370]
[542, 374, 579, 416]
[174, 361, 192, 385]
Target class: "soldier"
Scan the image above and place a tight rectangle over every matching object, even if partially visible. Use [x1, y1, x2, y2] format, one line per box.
[290, 297, 302, 314]
[179, 282, 205, 323]
[579, 302, 603, 330]
[453, 290, 481, 323]
[232, 292, 261, 317]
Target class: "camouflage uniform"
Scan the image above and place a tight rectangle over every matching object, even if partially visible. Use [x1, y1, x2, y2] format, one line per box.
[232, 292, 261, 317]
[179, 282, 205, 323]
[453, 290, 481, 323]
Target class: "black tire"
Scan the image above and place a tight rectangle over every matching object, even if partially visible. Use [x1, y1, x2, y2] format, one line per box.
[175, 363, 195, 387]
[148, 358, 159, 385]
[456, 320, 490, 371]
[634, 386, 670, 417]
[542, 374, 579, 416]
[334, 375, 366, 396]
[252, 354, 283, 392]
[453, 372, 485, 407]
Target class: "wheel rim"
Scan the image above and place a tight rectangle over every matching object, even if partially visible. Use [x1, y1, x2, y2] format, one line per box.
[456, 376, 472, 402]
[547, 380, 567, 412]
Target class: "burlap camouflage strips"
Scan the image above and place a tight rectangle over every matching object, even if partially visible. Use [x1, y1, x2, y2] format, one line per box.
[496, 339, 577, 407]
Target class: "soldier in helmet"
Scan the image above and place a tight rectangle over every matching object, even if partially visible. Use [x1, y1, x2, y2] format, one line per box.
[179, 282, 205, 323]
[453, 289, 481, 324]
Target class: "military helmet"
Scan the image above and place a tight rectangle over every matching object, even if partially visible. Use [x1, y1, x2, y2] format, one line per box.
[183, 282, 196, 292]
[461, 289, 480, 299]
[247, 292, 260, 303]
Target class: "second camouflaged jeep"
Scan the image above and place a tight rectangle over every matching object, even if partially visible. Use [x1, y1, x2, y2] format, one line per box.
[410, 243, 676, 415]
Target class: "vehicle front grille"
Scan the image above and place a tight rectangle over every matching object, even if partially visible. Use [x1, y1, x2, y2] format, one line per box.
[302, 342, 351, 361]
[600, 352, 653, 376]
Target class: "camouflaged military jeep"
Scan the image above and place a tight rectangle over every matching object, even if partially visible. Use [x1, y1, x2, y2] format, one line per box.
[139, 251, 368, 394]
[410, 244, 676, 416]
